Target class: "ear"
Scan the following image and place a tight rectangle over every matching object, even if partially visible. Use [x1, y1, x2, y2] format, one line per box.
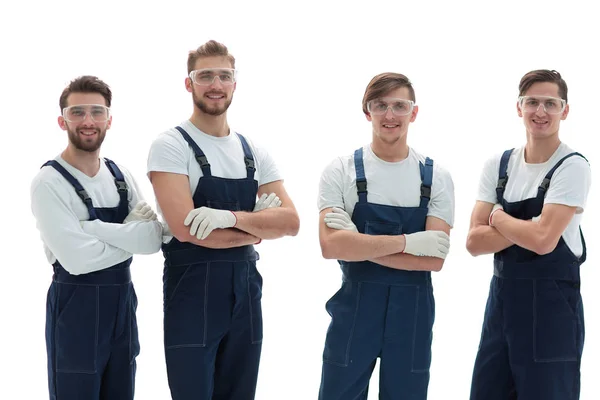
[106, 115, 113, 129]
[185, 77, 193, 93]
[365, 112, 372, 122]
[410, 105, 419, 122]
[516, 101, 523, 118]
[233, 81, 237, 92]
[58, 116, 67, 131]
[561, 103, 569, 120]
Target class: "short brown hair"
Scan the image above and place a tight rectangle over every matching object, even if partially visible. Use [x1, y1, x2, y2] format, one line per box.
[59, 75, 112, 110]
[187, 40, 236, 74]
[362, 73, 416, 115]
[519, 69, 568, 103]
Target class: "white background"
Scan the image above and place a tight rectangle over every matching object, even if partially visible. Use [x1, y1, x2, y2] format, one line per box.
[1, 0, 598, 398]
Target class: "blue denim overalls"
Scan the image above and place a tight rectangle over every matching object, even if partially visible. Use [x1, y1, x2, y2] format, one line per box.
[470, 150, 587, 400]
[319, 148, 436, 400]
[44, 158, 139, 400]
[162, 127, 262, 400]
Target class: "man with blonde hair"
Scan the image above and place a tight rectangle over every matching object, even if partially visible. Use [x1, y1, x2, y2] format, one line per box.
[148, 40, 299, 400]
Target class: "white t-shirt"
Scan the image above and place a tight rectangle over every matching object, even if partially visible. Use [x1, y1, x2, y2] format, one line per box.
[318, 145, 455, 227]
[147, 120, 282, 218]
[477, 142, 591, 257]
[31, 156, 163, 275]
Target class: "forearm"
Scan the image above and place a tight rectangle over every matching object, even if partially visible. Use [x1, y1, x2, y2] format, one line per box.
[493, 211, 553, 254]
[178, 228, 260, 249]
[321, 231, 406, 261]
[370, 252, 445, 272]
[233, 208, 300, 240]
[81, 220, 163, 255]
[466, 225, 514, 256]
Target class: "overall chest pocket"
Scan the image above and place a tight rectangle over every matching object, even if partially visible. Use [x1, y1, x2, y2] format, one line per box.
[364, 220, 402, 236]
[206, 199, 241, 211]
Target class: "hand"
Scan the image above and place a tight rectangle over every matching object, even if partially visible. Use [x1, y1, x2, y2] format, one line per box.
[403, 231, 450, 259]
[489, 203, 503, 226]
[253, 192, 282, 212]
[184, 207, 237, 240]
[324, 207, 358, 232]
[123, 201, 157, 223]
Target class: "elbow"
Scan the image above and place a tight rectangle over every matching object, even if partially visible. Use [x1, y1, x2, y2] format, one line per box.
[465, 233, 483, 257]
[289, 216, 300, 237]
[534, 237, 559, 256]
[320, 239, 339, 260]
[429, 258, 445, 272]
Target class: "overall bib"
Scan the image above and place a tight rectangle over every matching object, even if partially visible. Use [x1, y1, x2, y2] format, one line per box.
[162, 127, 262, 400]
[470, 150, 587, 400]
[319, 148, 436, 400]
[44, 159, 139, 400]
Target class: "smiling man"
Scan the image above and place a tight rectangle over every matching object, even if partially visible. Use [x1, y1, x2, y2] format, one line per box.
[147, 40, 299, 400]
[31, 76, 163, 400]
[466, 70, 592, 400]
[317, 72, 455, 399]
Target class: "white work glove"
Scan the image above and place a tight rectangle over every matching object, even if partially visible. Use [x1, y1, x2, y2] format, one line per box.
[403, 231, 450, 259]
[184, 207, 237, 240]
[324, 207, 358, 232]
[489, 203, 503, 226]
[253, 193, 282, 212]
[123, 201, 157, 223]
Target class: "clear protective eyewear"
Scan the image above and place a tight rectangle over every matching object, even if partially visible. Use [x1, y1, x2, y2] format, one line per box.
[518, 95, 566, 115]
[62, 104, 111, 123]
[367, 97, 415, 116]
[189, 68, 237, 86]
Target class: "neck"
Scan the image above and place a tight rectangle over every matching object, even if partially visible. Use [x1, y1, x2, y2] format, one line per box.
[371, 135, 409, 162]
[189, 109, 230, 137]
[524, 133, 561, 163]
[61, 145, 101, 177]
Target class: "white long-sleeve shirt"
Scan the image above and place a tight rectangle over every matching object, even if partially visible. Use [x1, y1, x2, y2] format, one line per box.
[31, 155, 163, 275]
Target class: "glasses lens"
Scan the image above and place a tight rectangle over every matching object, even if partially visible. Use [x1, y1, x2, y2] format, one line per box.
[520, 96, 564, 114]
[64, 105, 110, 122]
[191, 68, 236, 86]
[368, 99, 413, 116]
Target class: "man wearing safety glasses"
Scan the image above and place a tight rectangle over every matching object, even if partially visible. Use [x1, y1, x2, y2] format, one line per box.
[317, 73, 455, 399]
[30, 76, 164, 399]
[147, 40, 300, 400]
[467, 70, 591, 399]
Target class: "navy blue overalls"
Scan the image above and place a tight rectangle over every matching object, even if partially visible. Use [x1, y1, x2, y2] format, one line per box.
[44, 159, 139, 400]
[470, 150, 587, 400]
[162, 126, 262, 400]
[319, 148, 436, 400]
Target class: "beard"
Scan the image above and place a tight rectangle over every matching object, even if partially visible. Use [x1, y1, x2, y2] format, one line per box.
[67, 126, 106, 152]
[192, 90, 232, 116]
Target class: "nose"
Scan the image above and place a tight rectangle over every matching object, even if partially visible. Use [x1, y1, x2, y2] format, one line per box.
[384, 107, 395, 119]
[534, 103, 547, 116]
[208, 76, 224, 88]
[80, 112, 95, 125]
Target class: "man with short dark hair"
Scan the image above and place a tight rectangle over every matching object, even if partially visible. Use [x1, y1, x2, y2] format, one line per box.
[317, 72, 455, 399]
[467, 69, 591, 400]
[31, 75, 163, 399]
